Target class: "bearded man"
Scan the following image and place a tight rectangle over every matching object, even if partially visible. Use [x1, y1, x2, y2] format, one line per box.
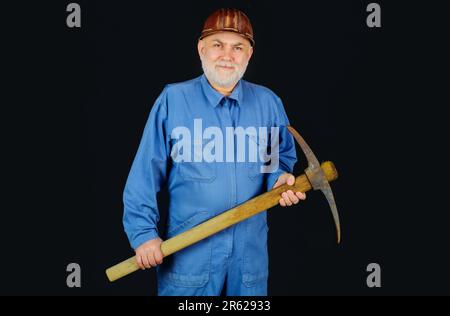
[123, 8, 306, 296]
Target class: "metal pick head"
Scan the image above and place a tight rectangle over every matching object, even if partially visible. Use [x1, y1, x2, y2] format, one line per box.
[286, 126, 341, 244]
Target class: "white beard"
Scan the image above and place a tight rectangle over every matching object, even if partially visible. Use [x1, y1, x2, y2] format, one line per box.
[201, 56, 248, 88]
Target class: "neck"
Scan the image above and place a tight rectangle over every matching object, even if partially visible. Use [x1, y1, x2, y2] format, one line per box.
[208, 80, 236, 97]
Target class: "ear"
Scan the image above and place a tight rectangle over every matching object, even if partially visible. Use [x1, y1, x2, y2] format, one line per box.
[197, 40, 205, 58]
[247, 46, 254, 60]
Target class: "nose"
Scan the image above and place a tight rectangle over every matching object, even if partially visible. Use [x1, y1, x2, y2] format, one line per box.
[221, 45, 234, 62]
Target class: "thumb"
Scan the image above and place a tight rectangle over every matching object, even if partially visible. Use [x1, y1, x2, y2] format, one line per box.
[272, 173, 286, 189]
[273, 173, 290, 189]
[287, 174, 295, 186]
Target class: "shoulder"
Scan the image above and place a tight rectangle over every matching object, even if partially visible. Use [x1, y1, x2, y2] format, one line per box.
[241, 79, 282, 103]
[241, 79, 285, 114]
[151, 76, 201, 109]
[241, 80, 290, 125]
[164, 76, 202, 95]
[150, 76, 202, 117]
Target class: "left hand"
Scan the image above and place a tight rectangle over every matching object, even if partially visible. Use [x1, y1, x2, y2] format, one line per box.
[272, 173, 306, 207]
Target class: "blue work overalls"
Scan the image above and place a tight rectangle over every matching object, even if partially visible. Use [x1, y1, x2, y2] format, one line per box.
[123, 74, 297, 295]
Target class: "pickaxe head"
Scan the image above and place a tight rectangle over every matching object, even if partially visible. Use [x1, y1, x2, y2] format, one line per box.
[287, 126, 341, 244]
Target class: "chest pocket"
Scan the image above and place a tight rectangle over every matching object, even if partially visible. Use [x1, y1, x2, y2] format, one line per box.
[177, 139, 217, 183]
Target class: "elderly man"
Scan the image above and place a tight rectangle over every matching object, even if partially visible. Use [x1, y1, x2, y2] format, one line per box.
[123, 8, 306, 296]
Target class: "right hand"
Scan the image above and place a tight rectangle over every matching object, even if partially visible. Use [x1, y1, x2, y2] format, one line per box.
[135, 237, 163, 270]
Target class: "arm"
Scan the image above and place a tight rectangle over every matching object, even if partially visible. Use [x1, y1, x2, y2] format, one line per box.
[266, 97, 306, 206]
[123, 88, 170, 268]
[266, 97, 297, 191]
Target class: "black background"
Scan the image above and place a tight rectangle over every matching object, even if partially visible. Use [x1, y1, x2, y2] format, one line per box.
[2, 0, 448, 295]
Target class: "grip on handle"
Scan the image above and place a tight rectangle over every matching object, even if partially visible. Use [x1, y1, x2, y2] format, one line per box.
[106, 161, 338, 282]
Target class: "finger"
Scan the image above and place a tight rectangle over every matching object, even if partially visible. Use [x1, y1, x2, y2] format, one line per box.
[282, 192, 292, 206]
[149, 252, 158, 268]
[147, 251, 156, 268]
[295, 191, 306, 200]
[279, 198, 286, 207]
[287, 190, 299, 204]
[141, 252, 151, 269]
[287, 175, 295, 186]
[154, 249, 163, 265]
[136, 254, 144, 270]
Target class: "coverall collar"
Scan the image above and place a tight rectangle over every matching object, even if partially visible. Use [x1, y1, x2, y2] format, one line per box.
[200, 74, 243, 107]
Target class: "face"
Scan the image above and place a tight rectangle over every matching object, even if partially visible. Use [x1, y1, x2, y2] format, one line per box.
[198, 32, 253, 89]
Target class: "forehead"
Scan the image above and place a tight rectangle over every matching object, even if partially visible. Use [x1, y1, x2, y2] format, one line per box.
[204, 31, 250, 45]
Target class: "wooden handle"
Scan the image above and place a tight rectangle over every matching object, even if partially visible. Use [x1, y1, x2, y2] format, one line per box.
[106, 161, 338, 282]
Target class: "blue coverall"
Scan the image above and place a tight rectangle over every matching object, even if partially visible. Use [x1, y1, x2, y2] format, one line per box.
[123, 74, 297, 295]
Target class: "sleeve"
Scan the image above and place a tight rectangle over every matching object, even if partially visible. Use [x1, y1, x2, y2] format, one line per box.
[123, 87, 170, 249]
[266, 96, 298, 191]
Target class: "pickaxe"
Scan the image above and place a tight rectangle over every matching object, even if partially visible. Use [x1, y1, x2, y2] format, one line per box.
[106, 126, 341, 282]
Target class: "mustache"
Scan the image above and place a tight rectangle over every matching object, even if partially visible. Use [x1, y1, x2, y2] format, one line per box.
[215, 61, 238, 69]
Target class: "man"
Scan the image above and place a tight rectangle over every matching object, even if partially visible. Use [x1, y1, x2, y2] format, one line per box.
[123, 8, 306, 296]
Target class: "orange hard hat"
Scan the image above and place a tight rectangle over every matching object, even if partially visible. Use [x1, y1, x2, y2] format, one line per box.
[199, 8, 255, 47]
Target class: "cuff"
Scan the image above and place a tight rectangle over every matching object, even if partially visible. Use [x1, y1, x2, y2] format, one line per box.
[130, 229, 160, 250]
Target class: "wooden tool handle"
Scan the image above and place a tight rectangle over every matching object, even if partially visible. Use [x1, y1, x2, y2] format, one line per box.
[106, 161, 338, 282]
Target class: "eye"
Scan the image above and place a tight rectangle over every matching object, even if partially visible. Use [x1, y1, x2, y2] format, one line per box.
[213, 43, 221, 48]
[234, 46, 243, 51]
